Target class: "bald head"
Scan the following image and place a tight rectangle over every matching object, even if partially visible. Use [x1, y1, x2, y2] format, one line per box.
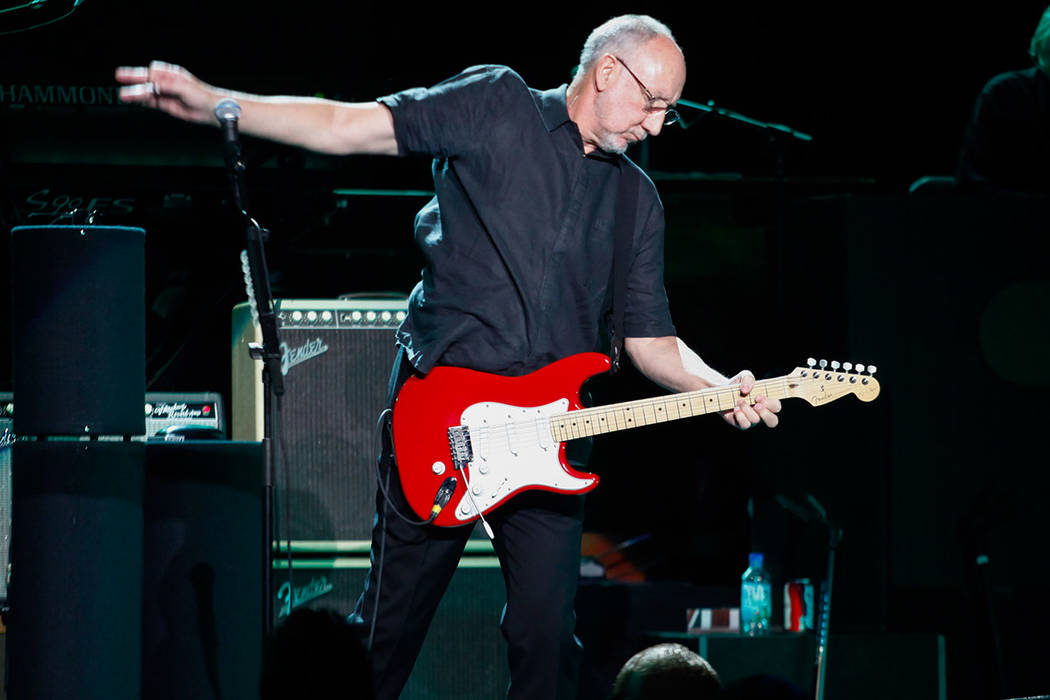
[567, 15, 686, 154]
[577, 15, 683, 75]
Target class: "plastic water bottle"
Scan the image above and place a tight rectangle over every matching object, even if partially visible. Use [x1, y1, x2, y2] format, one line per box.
[741, 552, 772, 635]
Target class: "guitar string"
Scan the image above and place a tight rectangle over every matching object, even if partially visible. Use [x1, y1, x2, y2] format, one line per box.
[548, 375, 798, 441]
[465, 377, 787, 452]
[463, 375, 806, 453]
[452, 371, 875, 516]
[552, 371, 872, 438]
[463, 371, 874, 452]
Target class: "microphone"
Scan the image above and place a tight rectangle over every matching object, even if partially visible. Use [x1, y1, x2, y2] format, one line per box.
[214, 98, 250, 214]
[214, 98, 242, 122]
[214, 99, 244, 171]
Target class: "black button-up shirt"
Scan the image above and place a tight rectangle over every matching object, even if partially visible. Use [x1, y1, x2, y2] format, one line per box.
[379, 65, 675, 376]
[957, 66, 1050, 192]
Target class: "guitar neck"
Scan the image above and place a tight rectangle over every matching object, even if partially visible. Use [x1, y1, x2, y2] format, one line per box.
[549, 376, 794, 442]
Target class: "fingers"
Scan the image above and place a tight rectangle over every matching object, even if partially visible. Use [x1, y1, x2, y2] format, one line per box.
[114, 65, 149, 84]
[754, 396, 780, 428]
[731, 401, 753, 430]
[725, 393, 782, 430]
[731, 399, 762, 430]
[145, 60, 185, 93]
[115, 61, 215, 125]
[116, 64, 159, 104]
[117, 82, 158, 102]
[115, 61, 183, 104]
[733, 369, 755, 394]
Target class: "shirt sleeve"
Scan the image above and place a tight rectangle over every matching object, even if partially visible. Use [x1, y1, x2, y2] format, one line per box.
[623, 184, 677, 339]
[377, 65, 528, 159]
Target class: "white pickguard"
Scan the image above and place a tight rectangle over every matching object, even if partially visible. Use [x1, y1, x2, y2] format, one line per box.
[451, 398, 596, 523]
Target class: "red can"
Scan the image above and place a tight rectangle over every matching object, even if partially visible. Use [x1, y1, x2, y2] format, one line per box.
[783, 579, 815, 632]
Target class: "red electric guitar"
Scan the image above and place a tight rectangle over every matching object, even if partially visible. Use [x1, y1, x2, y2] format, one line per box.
[392, 352, 879, 528]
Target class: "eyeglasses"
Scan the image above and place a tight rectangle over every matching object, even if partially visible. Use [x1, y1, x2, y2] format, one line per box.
[613, 55, 681, 126]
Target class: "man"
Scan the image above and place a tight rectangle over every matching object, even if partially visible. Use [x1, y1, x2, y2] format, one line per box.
[956, 5, 1050, 192]
[117, 14, 780, 699]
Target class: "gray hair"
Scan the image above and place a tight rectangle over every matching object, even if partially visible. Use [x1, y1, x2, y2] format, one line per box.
[1031, 6, 1050, 75]
[577, 15, 678, 74]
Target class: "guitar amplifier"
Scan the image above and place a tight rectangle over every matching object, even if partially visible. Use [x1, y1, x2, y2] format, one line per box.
[0, 392, 222, 603]
[270, 553, 509, 699]
[231, 299, 407, 545]
[143, 392, 225, 439]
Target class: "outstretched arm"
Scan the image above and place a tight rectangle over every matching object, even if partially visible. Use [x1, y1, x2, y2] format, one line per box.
[115, 60, 398, 156]
[624, 335, 780, 429]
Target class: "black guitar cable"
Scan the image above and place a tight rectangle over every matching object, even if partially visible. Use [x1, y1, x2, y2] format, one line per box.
[366, 409, 457, 651]
[371, 409, 451, 528]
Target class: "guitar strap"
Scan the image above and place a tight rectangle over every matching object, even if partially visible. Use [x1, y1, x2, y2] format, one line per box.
[608, 160, 639, 374]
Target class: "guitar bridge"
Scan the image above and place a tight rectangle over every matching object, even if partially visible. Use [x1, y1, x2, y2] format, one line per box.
[447, 425, 473, 470]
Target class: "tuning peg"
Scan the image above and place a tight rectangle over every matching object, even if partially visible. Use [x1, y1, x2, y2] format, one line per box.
[842, 362, 853, 372]
[855, 364, 866, 374]
[830, 361, 840, 371]
[807, 358, 816, 368]
[819, 359, 828, 369]
[866, 365, 877, 376]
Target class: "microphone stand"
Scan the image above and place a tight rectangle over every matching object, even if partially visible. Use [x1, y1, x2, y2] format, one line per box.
[216, 101, 285, 635]
[806, 495, 841, 700]
[676, 98, 812, 346]
[677, 98, 813, 144]
[774, 493, 841, 700]
[814, 526, 842, 700]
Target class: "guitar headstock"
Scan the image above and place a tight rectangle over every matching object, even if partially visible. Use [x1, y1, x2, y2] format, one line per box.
[785, 358, 880, 406]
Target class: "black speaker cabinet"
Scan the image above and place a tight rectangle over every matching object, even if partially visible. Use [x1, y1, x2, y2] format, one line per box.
[232, 299, 406, 544]
[272, 554, 509, 699]
[0, 392, 222, 606]
[143, 441, 265, 700]
[8, 440, 145, 700]
[11, 225, 145, 436]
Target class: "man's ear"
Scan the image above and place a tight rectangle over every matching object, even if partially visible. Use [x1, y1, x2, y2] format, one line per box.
[593, 54, 618, 93]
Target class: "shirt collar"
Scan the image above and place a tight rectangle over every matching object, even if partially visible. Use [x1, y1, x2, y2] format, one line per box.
[535, 83, 622, 163]
[536, 84, 572, 132]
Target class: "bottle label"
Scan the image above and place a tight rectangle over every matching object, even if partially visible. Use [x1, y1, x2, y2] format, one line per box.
[741, 582, 772, 626]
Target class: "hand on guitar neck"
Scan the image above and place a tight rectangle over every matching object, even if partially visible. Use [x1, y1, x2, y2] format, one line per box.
[623, 335, 780, 431]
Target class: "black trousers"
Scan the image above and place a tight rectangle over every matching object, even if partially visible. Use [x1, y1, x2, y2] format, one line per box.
[349, 350, 585, 699]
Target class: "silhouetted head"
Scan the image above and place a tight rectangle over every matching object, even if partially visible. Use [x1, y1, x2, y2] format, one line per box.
[260, 607, 373, 700]
[609, 642, 721, 700]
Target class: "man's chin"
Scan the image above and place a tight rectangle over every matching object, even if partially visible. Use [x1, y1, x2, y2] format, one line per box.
[597, 135, 631, 156]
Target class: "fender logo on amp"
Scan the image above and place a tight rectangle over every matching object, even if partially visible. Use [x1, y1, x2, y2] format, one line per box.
[274, 576, 335, 618]
[280, 338, 329, 376]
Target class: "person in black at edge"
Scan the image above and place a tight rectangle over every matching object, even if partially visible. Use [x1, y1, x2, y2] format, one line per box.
[117, 15, 782, 699]
[956, 6, 1050, 192]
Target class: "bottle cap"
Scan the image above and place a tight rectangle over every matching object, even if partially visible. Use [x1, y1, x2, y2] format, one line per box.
[748, 552, 764, 568]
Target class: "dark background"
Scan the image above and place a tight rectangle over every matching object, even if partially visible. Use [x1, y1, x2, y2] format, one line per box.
[3, 2, 1050, 697]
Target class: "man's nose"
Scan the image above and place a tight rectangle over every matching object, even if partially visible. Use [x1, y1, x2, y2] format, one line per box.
[642, 110, 665, 136]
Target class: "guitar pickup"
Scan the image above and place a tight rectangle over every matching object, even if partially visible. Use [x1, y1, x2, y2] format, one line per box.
[447, 426, 473, 470]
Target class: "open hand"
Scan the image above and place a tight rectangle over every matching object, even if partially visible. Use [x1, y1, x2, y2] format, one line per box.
[115, 60, 218, 126]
